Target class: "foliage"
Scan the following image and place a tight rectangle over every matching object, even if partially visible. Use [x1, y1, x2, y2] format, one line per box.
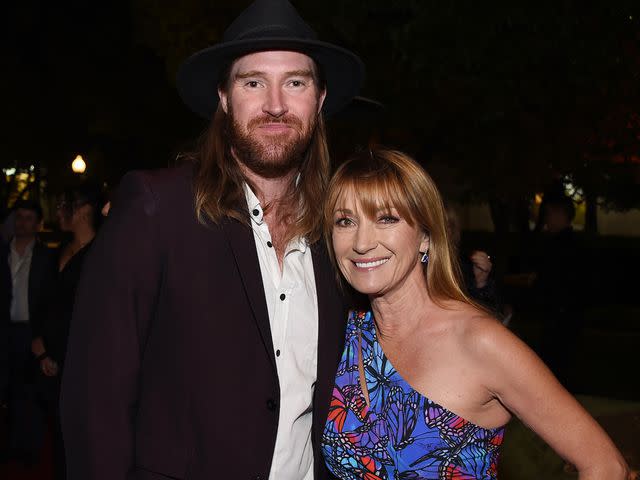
[4, 1, 639, 219]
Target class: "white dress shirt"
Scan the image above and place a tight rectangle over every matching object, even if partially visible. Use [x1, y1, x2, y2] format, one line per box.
[244, 185, 319, 480]
[9, 238, 35, 323]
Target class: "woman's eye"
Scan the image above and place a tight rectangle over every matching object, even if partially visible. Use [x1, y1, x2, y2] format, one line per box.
[335, 217, 353, 227]
[379, 215, 400, 224]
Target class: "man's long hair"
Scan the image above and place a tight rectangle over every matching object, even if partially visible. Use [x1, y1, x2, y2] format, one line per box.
[188, 104, 331, 245]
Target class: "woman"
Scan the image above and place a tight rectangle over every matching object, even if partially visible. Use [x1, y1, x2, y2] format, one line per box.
[321, 149, 627, 479]
[445, 204, 502, 317]
[32, 181, 104, 480]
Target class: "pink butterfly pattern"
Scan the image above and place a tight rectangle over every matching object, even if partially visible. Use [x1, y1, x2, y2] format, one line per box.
[322, 310, 504, 479]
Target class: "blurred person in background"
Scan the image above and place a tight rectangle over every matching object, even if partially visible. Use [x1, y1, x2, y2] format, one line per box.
[1, 200, 55, 467]
[32, 181, 104, 480]
[445, 203, 504, 319]
[532, 193, 583, 388]
[0, 239, 11, 407]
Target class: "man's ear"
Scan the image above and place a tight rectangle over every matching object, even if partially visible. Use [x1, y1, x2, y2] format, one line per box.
[317, 89, 327, 115]
[218, 88, 229, 114]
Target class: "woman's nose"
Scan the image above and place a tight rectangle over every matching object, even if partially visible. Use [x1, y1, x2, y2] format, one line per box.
[353, 222, 377, 254]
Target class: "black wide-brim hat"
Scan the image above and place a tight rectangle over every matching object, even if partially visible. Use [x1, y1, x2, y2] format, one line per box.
[176, 0, 365, 119]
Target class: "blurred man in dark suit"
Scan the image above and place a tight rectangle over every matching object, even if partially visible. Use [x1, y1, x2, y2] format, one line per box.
[3, 200, 55, 466]
[0, 239, 11, 405]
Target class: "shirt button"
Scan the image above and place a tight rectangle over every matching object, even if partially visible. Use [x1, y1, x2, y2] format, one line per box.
[266, 398, 277, 411]
[279, 293, 286, 301]
[276, 349, 281, 357]
[252, 208, 260, 216]
[266, 241, 273, 248]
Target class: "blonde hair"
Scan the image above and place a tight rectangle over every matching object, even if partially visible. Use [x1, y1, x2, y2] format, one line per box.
[323, 148, 474, 307]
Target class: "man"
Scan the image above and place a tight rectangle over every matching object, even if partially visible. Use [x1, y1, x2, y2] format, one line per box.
[60, 1, 364, 479]
[534, 194, 583, 387]
[0, 239, 10, 404]
[3, 200, 55, 466]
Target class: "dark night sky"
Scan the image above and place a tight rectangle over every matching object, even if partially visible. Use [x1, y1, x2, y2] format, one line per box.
[3, 1, 639, 208]
[4, 1, 201, 187]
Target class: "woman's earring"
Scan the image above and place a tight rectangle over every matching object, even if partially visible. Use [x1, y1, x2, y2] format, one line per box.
[420, 251, 429, 264]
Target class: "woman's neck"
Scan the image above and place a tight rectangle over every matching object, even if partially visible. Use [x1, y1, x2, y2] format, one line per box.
[369, 269, 435, 342]
[71, 223, 95, 248]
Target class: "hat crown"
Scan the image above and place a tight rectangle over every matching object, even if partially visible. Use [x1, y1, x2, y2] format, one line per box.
[223, 0, 318, 42]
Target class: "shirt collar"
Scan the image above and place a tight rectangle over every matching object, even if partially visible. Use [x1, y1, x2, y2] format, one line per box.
[242, 183, 308, 254]
[243, 183, 264, 226]
[10, 238, 35, 257]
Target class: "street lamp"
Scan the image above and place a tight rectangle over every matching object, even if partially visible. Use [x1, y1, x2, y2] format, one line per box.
[72, 154, 87, 174]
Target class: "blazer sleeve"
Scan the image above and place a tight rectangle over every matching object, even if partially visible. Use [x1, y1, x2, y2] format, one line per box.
[60, 171, 163, 480]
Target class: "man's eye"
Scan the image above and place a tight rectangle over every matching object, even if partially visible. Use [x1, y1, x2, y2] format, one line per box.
[245, 81, 260, 88]
[289, 80, 305, 87]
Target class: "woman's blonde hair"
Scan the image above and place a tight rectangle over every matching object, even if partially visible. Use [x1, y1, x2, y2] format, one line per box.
[323, 148, 474, 307]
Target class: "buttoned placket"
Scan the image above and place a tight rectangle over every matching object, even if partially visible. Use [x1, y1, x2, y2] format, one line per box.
[249, 202, 305, 363]
[245, 183, 317, 480]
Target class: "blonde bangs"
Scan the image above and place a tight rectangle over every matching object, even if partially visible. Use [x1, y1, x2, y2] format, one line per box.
[326, 169, 418, 226]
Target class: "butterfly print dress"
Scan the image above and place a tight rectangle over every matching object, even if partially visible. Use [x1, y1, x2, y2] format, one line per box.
[322, 310, 504, 480]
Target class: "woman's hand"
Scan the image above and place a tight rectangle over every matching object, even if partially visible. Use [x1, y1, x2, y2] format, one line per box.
[469, 250, 492, 288]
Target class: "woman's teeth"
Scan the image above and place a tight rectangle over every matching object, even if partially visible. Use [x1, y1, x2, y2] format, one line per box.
[355, 258, 389, 268]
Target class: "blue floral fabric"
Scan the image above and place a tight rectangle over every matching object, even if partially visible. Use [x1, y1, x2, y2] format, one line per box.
[322, 310, 504, 480]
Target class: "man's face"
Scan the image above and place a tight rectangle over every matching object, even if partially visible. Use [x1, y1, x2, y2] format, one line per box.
[219, 51, 326, 178]
[14, 208, 41, 238]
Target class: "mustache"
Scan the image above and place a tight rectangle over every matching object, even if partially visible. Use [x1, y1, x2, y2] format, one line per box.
[247, 114, 304, 130]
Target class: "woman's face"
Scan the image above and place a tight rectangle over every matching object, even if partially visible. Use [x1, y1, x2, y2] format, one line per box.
[56, 199, 73, 232]
[56, 199, 89, 233]
[331, 188, 429, 297]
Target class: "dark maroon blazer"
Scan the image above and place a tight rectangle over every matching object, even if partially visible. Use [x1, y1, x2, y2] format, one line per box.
[60, 164, 347, 480]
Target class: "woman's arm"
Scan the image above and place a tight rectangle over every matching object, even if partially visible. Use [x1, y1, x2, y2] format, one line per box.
[469, 318, 629, 479]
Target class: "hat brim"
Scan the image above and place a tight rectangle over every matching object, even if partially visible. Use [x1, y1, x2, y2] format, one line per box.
[176, 38, 365, 119]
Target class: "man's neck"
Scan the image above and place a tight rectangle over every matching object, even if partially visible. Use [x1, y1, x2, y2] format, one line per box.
[13, 235, 36, 256]
[237, 161, 297, 207]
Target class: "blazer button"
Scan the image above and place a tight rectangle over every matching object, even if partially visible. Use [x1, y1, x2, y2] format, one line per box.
[266, 398, 277, 411]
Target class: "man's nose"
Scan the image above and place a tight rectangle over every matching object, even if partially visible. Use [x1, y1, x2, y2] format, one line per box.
[263, 87, 287, 117]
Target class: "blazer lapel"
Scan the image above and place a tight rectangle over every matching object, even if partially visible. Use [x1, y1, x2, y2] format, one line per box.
[311, 242, 347, 443]
[222, 218, 276, 371]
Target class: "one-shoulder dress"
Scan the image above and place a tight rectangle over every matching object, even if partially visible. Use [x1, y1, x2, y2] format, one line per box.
[321, 310, 505, 480]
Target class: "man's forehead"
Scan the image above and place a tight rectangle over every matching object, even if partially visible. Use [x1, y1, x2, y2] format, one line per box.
[231, 50, 316, 74]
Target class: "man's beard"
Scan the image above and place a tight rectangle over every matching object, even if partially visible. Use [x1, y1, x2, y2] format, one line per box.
[226, 109, 317, 178]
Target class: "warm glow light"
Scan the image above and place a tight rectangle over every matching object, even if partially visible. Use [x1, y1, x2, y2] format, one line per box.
[535, 193, 543, 204]
[72, 154, 87, 174]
